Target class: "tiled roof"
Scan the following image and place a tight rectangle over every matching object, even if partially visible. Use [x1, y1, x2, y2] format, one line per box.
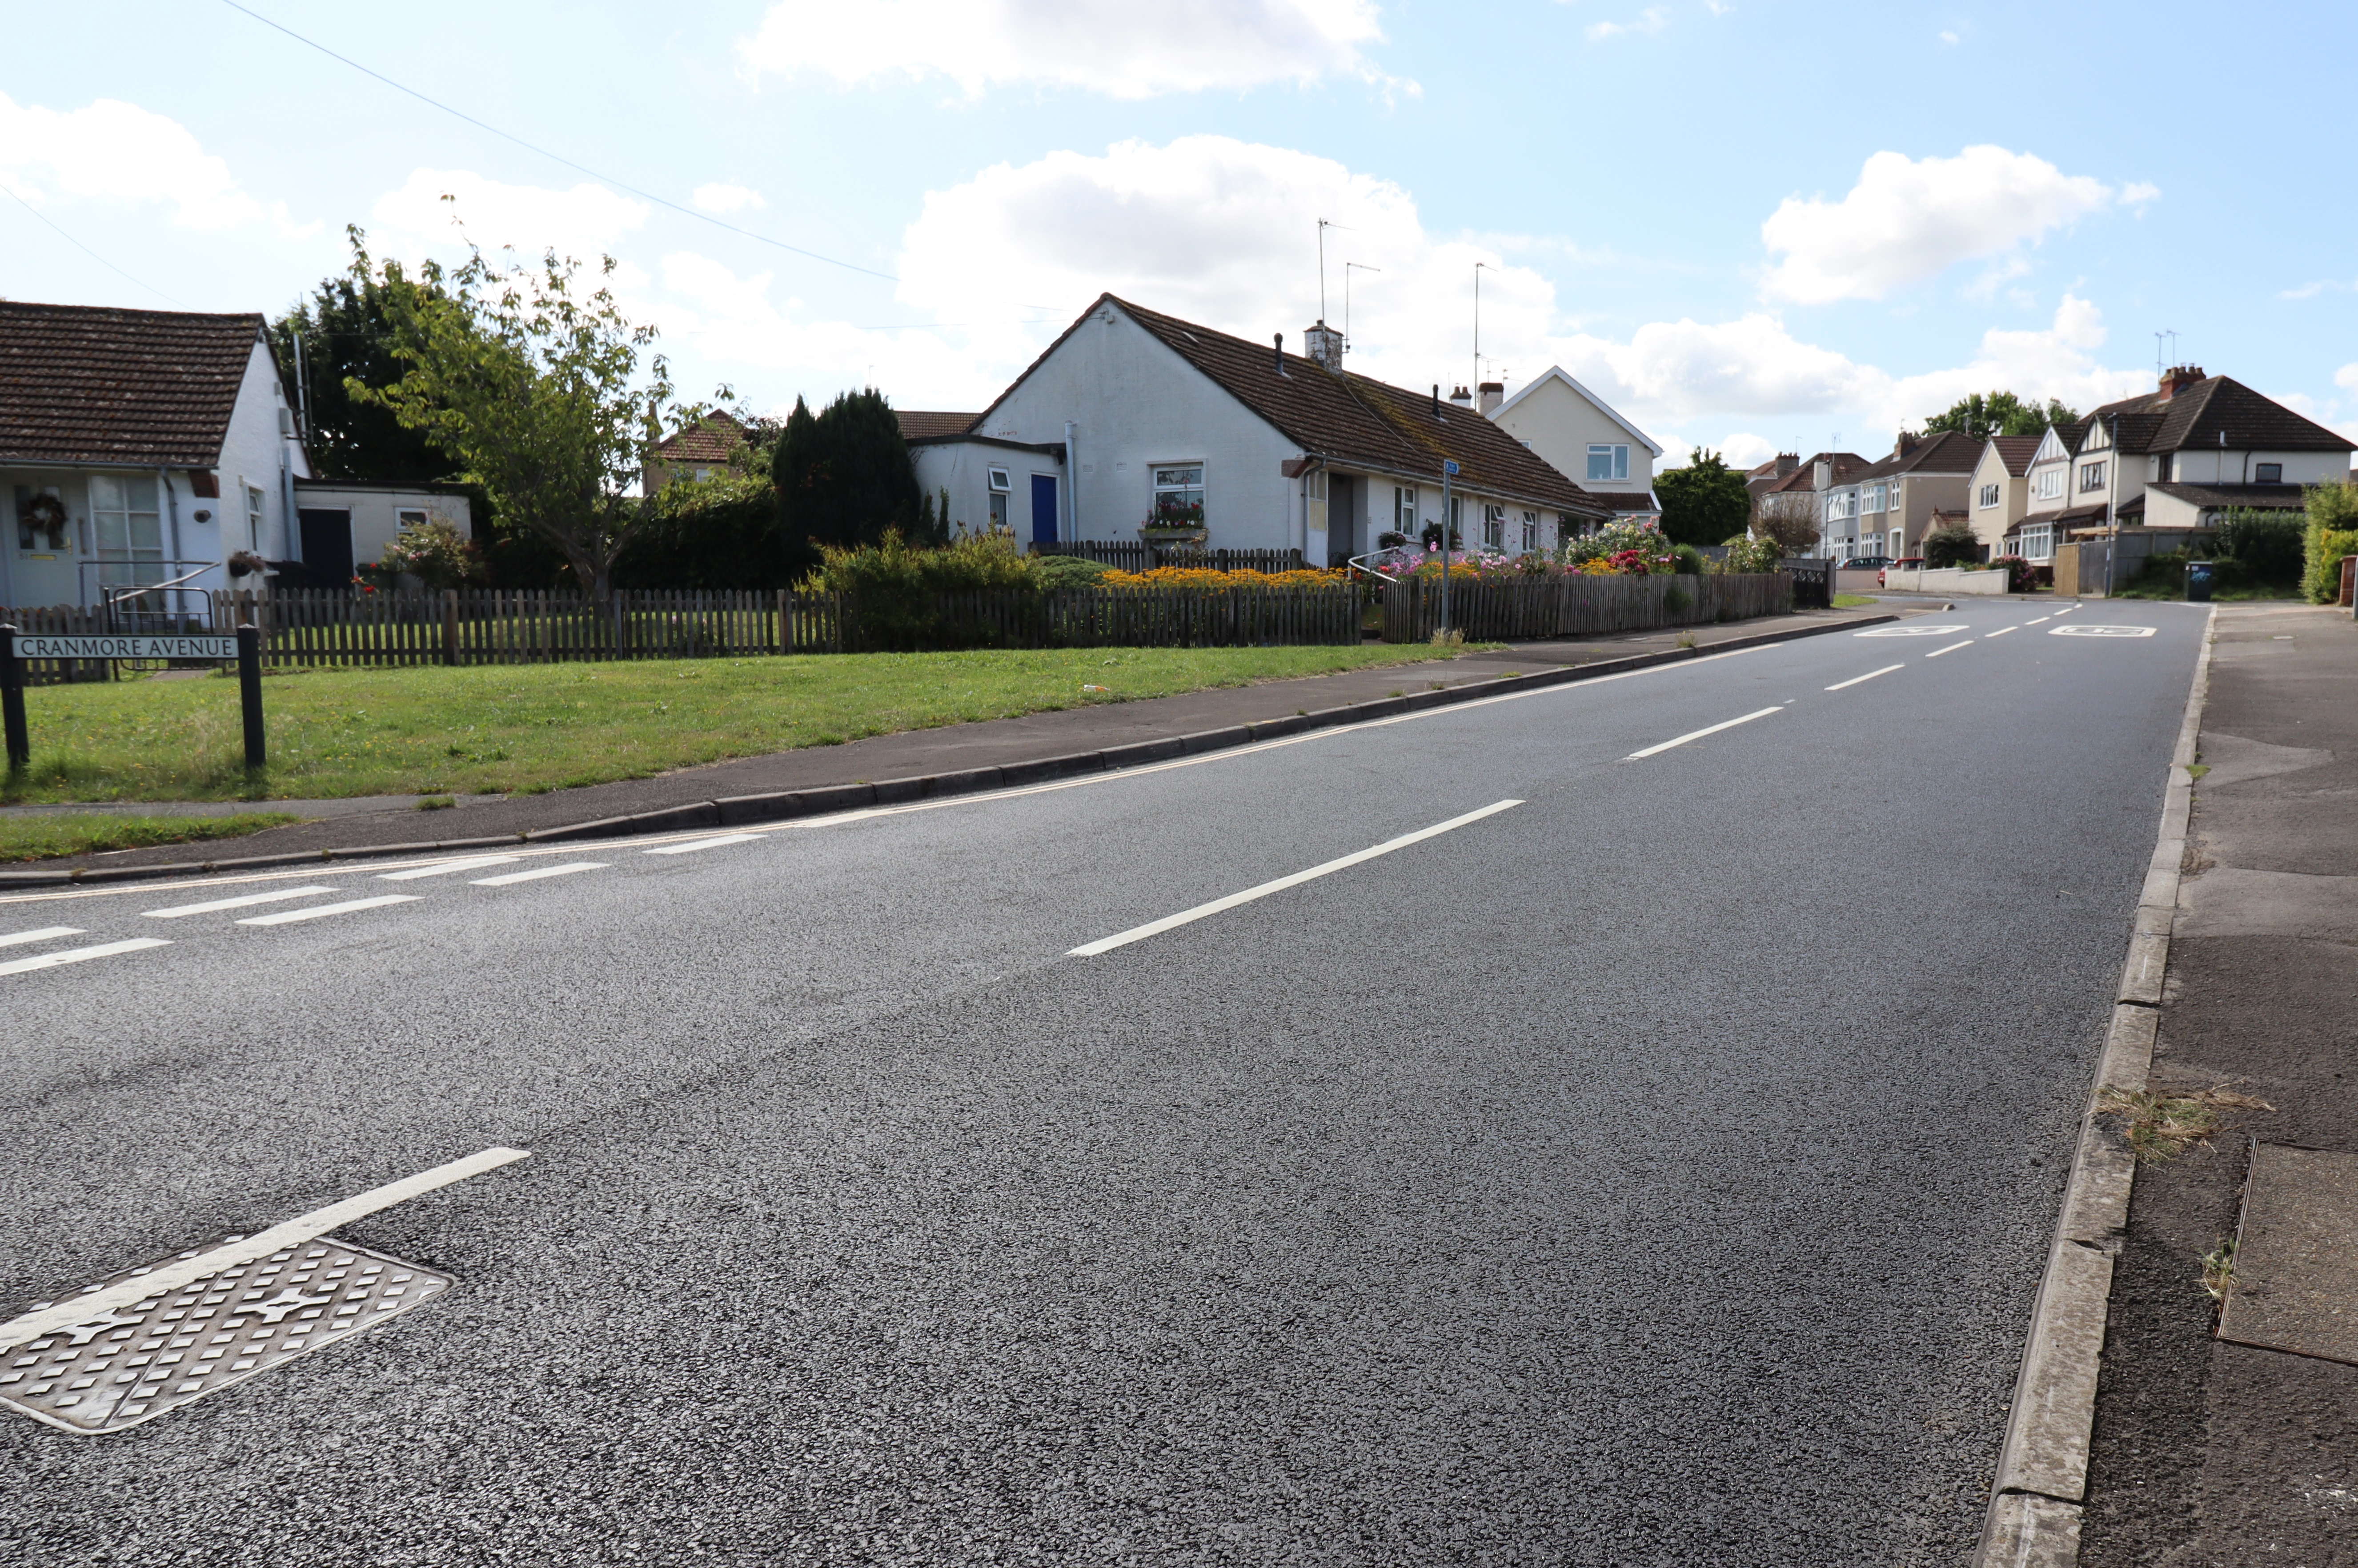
[2147, 377, 2355, 454]
[653, 410, 747, 465]
[896, 410, 980, 441]
[2057, 502, 2110, 524]
[1760, 452, 1870, 493]
[2147, 481, 2310, 509]
[998, 296, 1608, 516]
[1583, 491, 1660, 512]
[1988, 436, 2041, 476]
[1855, 430, 1983, 479]
[0, 301, 266, 467]
[2105, 412, 2167, 455]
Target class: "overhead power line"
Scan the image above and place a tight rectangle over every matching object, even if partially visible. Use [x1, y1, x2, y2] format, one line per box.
[0, 182, 188, 308]
[217, 0, 902, 285]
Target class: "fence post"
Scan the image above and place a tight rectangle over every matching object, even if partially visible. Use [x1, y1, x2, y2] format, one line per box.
[0, 624, 27, 770]
[442, 589, 460, 666]
[237, 623, 266, 770]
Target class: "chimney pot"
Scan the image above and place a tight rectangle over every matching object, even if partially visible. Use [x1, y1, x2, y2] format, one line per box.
[2158, 364, 2206, 399]
[1303, 320, 1343, 372]
[1448, 384, 1474, 410]
[1477, 380, 1504, 416]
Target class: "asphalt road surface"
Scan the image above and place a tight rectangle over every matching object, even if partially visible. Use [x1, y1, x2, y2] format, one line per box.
[2, 600, 2206, 1566]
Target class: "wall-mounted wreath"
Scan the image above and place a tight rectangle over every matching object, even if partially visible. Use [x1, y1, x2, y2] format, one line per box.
[20, 493, 68, 551]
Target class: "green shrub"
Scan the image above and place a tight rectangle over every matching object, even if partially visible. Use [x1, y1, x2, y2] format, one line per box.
[1716, 534, 1783, 574]
[2303, 481, 2358, 603]
[615, 470, 786, 590]
[1661, 584, 1692, 612]
[2215, 508, 2304, 584]
[803, 527, 1040, 650]
[1032, 553, 1111, 588]
[1670, 544, 1705, 576]
[1922, 521, 1981, 569]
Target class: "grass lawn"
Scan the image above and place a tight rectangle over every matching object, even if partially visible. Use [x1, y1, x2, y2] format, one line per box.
[1831, 594, 1877, 608]
[2, 644, 1471, 805]
[0, 812, 299, 863]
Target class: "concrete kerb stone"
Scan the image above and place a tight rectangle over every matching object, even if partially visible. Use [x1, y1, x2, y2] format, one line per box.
[1973, 606, 2217, 1566]
[0, 612, 1897, 889]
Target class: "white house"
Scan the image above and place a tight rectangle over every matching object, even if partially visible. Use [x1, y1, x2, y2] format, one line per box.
[910, 296, 1608, 564]
[1481, 368, 1664, 522]
[0, 301, 466, 608]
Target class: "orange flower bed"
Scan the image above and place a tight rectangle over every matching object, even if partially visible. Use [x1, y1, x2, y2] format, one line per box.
[1098, 566, 1350, 589]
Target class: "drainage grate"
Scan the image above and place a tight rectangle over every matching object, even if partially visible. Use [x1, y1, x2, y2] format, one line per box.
[1, 1235, 451, 1434]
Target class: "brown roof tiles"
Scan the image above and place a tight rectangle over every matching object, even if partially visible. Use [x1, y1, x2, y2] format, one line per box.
[895, 410, 980, 441]
[0, 301, 268, 468]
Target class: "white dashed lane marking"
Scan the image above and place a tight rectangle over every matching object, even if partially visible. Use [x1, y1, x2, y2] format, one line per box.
[237, 895, 420, 927]
[1924, 640, 1975, 658]
[0, 925, 85, 948]
[644, 834, 762, 856]
[1626, 707, 1783, 760]
[1986, 626, 2019, 637]
[1825, 664, 1905, 692]
[0, 938, 170, 977]
[471, 862, 607, 886]
[143, 887, 337, 920]
[2028, 616, 2052, 624]
[377, 856, 521, 882]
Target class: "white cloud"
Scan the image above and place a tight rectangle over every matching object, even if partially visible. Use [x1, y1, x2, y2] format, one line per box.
[692, 182, 764, 215]
[2335, 363, 2358, 392]
[1710, 432, 1779, 468]
[1588, 8, 1670, 40]
[1759, 146, 2149, 304]
[369, 169, 650, 268]
[0, 92, 269, 230]
[738, 0, 1405, 99]
[1939, 29, 1960, 44]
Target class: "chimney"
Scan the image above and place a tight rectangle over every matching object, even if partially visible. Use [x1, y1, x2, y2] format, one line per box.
[1893, 429, 1920, 457]
[1477, 380, 1504, 416]
[1776, 452, 1799, 479]
[1303, 320, 1343, 372]
[1448, 384, 1474, 410]
[1813, 456, 1832, 491]
[2158, 364, 2206, 399]
[1272, 332, 1285, 375]
[1432, 384, 1441, 417]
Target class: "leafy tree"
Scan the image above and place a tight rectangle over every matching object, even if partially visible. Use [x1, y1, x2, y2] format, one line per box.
[774, 389, 934, 579]
[614, 469, 786, 590]
[1922, 391, 2079, 441]
[2302, 481, 2358, 603]
[345, 227, 713, 602]
[2214, 508, 2304, 584]
[1652, 449, 1751, 548]
[1747, 506, 1821, 557]
[270, 272, 453, 483]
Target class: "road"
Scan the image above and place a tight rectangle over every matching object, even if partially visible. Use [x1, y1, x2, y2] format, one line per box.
[2, 600, 2205, 1566]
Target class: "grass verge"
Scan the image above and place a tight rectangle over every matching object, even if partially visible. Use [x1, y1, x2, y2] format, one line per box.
[0, 812, 301, 863]
[1831, 594, 1877, 608]
[2, 644, 1475, 805]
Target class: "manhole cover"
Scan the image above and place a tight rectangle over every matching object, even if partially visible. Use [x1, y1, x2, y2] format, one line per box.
[1, 1236, 450, 1434]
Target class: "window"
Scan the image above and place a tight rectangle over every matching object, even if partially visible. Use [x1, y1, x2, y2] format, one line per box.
[987, 466, 1012, 531]
[1393, 485, 1417, 536]
[1522, 511, 1539, 553]
[2017, 522, 2054, 561]
[1889, 529, 1903, 557]
[2034, 467, 2065, 502]
[1151, 463, 1204, 525]
[2255, 462, 2282, 484]
[397, 508, 428, 530]
[1448, 494, 1464, 546]
[1306, 470, 1327, 502]
[1865, 482, 1886, 514]
[1483, 504, 1505, 549]
[1978, 483, 2000, 509]
[92, 473, 164, 588]
[2079, 460, 2106, 492]
[1586, 443, 1630, 482]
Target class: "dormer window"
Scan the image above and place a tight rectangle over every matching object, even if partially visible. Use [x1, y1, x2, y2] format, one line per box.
[2254, 462, 2282, 484]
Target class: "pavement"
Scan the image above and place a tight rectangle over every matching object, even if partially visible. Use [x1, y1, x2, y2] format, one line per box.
[2078, 602, 2358, 1566]
[0, 598, 2206, 1564]
[18, 607, 1894, 873]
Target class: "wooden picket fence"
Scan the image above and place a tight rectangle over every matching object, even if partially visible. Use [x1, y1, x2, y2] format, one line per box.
[0, 604, 121, 684]
[1382, 571, 1793, 642]
[1033, 541, 1307, 575]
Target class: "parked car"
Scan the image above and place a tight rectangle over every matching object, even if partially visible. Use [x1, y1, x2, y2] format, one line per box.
[1837, 555, 1890, 570]
[1877, 556, 1924, 586]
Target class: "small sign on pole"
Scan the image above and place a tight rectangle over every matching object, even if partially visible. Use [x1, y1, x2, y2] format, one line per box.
[0, 624, 265, 772]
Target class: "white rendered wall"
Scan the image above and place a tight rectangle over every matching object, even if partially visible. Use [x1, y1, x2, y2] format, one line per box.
[2167, 448, 2348, 485]
[910, 443, 1066, 539]
[293, 484, 470, 569]
[217, 338, 310, 568]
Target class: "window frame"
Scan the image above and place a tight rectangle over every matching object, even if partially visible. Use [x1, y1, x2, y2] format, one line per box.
[1150, 461, 1205, 524]
[1978, 483, 2000, 509]
[2079, 460, 2107, 493]
[2254, 462, 2283, 484]
[985, 466, 1012, 493]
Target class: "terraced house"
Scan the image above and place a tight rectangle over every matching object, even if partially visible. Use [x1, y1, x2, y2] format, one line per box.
[910, 296, 1612, 564]
[1815, 431, 1981, 560]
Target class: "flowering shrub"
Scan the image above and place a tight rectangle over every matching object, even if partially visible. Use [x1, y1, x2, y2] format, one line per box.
[373, 517, 485, 590]
[1100, 565, 1346, 589]
[1562, 520, 1675, 574]
[1716, 534, 1785, 574]
[1141, 500, 1206, 529]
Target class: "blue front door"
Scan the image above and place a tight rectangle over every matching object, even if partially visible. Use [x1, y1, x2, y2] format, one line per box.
[1030, 474, 1059, 544]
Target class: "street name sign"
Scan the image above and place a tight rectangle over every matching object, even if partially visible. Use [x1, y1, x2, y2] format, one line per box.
[12, 634, 238, 660]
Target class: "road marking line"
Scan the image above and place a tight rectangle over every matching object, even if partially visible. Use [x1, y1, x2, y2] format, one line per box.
[2051, 624, 2158, 638]
[1825, 664, 1905, 692]
[2053, 605, 2079, 614]
[471, 862, 606, 886]
[1924, 640, 1975, 658]
[143, 887, 338, 919]
[1070, 800, 1524, 957]
[1626, 707, 1783, 759]
[237, 894, 420, 927]
[377, 856, 521, 881]
[2028, 616, 2052, 624]
[1986, 626, 2019, 637]
[644, 834, 762, 856]
[0, 924, 84, 948]
[0, 1147, 530, 1352]
[0, 937, 170, 976]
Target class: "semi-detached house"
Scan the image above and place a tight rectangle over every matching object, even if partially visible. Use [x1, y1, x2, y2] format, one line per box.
[1816, 430, 1982, 561]
[910, 296, 1611, 565]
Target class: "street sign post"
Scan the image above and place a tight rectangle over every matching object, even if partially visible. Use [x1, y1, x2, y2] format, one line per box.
[0, 624, 265, 771]
[1439, 460, 1460, 637]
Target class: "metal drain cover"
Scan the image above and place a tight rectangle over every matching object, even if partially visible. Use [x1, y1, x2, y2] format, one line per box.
[1, 1235, 451, 1434]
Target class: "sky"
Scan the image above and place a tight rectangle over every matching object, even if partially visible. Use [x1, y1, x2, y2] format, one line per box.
[7, 0, 2358, 472]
